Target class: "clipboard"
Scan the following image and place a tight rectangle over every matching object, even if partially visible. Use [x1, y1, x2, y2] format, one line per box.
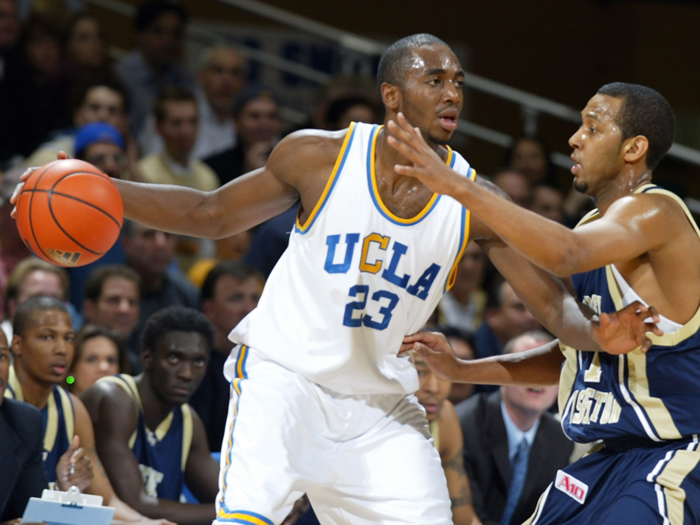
[22, 486, 115, 525]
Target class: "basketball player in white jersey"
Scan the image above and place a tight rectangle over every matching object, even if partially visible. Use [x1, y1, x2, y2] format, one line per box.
[12, 35, 656, 525]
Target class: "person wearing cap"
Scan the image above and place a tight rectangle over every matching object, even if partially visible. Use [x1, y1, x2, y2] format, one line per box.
[75, 121, 129, 180]
[138, 86, 219, 192]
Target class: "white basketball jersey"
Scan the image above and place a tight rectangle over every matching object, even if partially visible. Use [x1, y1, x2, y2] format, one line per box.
[228, 122, 475, 395]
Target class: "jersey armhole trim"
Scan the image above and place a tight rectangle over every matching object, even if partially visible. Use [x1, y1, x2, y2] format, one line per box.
[445, 168, 476, 292]
[181, 404, 193, 471]
[295, 122, 357, 234]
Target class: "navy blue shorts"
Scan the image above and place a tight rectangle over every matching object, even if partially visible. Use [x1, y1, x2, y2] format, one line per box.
[523, 436, 700, 525]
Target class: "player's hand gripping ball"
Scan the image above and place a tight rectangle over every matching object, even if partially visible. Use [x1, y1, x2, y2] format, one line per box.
[14, 159, 124, 267]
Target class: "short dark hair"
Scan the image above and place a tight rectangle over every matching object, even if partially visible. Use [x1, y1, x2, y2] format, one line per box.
[596, 82, 675, 170]
[13, 296, 69, 338]
[134, 0, 187, 33]
[376, 34, 449, 89]
[154, 85, 196, 123]
[141, 306, 214, 356]
[200, 261, 263, 305]
[70, 324, 130, 379]
[84, 265, 141, 302]
[70, 74, 130, 116]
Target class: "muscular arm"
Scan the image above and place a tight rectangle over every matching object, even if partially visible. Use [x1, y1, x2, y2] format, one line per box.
[438, 401, 480, 525]
[183, 408, 219, 503]
[112, 129, 345, 240]
[81, 385, 215, 525]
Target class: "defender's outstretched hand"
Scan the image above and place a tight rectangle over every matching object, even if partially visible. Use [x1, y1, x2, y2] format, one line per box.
[400, 331, 464, 382]
[387, 113, 466, 195]
[593, 300, 663, 354]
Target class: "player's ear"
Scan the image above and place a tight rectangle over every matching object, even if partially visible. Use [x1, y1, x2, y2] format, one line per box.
[381, 82, 401, 112]
[141, 348, 152, 370]
[622, 135, 649, 165]
[11, 334, 22, 357]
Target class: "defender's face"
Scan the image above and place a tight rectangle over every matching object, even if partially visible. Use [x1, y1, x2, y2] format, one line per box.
[399, 45, 464, 146]
[146, 331, 208, 406]
[568, 94, 626, 195]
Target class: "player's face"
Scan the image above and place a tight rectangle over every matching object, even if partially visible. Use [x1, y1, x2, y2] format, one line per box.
[398, 45, 464, 146]
[206, 275, 261, 340]
[12, 309, 75, 386]
[415, 354, 451, 422]
[71, 335, 119, 395]
[0, 331, 10, 402]
[568, 94, 626, 196]
[91, 277, 140, 336]
[145, 331, 208, 406]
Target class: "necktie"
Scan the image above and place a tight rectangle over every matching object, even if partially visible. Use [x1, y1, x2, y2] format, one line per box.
[500, 438, 529, 525]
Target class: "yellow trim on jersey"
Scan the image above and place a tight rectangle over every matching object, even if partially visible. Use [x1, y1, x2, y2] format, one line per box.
[656, 448, 700, 525]
[6, 365, 21, 400]
[606, 266, 682, 439]
[44, 391, 59, 453]
[428, 419, 440, 451]
[369, 126, 441, 225]
[57, 387, 74, 448]
[446, 168, 477, 291]
[181, 404, 193, 471]
[296, 122, 356, 232]
[215, 510, 271, 525]
[557, 343, 579, 416]
[236, 346, 248, 380]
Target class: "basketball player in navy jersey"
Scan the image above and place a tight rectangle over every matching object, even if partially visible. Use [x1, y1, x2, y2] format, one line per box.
[12, 36, 656, 525]
[6, 296, 174, 525]
[81, 307, 220, 525]
[392, 83, 700, 523]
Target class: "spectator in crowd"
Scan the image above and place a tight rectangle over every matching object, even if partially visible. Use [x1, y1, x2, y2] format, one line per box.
[530, 184, 565, 224]
[81, 306, 220, 524]
[0, 15, 66, 161]
[6, 296, 172, 524]
[115, 0, 195, 136]
[437, 241, 487, 333]
[0, 0, 20, 72]
[63, 13, 108, 72]
[186, 229, 252, 287]
[139, 86, 219, 191]
[492, 169, 532, 209]
[140, 45, 247, 159]
[75, 121, 129, 179]
[204, 86, 281, 186]
[23, 75, 130, 167]
[414, 349, 479, 525]
[2, 257, 81, 342]
[473, 280, 541, 363]
[504, 136, 558, 188]
[438, 325, 477, 405]
[65, 324, 127, 396]
[122, 220, 198, 368]
[304, 73, 378, 131]
[190, 261, 262, 452]
[83, 265, 140, 349]
[456, 331, 572, 525]
[324, 94, 382, 130]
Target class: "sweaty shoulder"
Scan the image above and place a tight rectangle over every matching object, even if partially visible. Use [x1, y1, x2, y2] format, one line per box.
[268, 128, 349, 189]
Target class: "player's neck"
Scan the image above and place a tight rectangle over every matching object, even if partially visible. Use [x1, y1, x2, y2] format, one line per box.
[374, 126, 434, 194]
[136, 374, 177, 428]
[594, 166, 653, 215]
[14, 363, 53, 410]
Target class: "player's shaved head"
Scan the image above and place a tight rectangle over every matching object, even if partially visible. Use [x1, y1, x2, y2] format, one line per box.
[377, 33, 450, 90]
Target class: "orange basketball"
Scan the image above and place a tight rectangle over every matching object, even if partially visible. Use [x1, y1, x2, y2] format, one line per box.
[15, 159, 124, 268]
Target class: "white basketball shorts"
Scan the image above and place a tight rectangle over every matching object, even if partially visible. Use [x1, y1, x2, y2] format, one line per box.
[212, 345, 451, 525]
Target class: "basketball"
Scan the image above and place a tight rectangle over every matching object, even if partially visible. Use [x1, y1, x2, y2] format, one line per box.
[15, 159, 124, 268]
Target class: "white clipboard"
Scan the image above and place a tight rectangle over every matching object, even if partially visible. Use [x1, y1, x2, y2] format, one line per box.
[22, 486, 115, 525]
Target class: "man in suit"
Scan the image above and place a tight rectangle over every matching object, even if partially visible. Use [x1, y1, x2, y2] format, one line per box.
[456, 331, 573, 525]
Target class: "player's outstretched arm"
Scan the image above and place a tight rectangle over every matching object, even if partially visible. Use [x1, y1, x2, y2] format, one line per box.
[386, 113, 670, 277]
[80, 384, 212, 525]
[401, 331, 564, 387]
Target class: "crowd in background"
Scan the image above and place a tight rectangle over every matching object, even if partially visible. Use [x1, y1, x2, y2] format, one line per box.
[0, 1, 597, 525]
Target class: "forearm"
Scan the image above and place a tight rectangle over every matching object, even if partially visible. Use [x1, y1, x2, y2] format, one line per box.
[114, 180, 219, 238]
[130, 497, 215, 525]
[451, 341, 564, 386]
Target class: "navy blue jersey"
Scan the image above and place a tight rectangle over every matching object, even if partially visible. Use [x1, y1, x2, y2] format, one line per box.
[558, 184, 700, 446]
[100, 374, 193, 501]
[4, 366, 74, 487]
